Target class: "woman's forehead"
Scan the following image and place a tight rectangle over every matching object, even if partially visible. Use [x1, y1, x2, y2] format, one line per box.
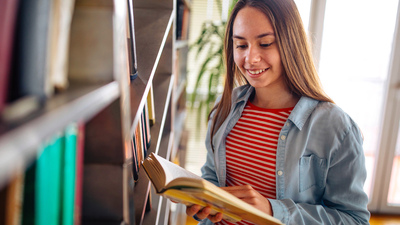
[232, 7, 275, 38]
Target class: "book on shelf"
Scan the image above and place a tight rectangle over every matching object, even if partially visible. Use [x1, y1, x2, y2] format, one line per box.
[140, 112, 148, 156]
[0, 0, 19, 111]
[134, 122, 144, 167]
[131, 139, 139, 182]
[9, 0, 73, 102]
[176, 2, 190, 40]
[144, 102, 151, 148]
[48, 0, 75, 92]
[0, 168, 24, 225]
[142, 153, 284, 225]
[0, 183, 6, 224]
[12, 0, 54, 100]
[36, 133, 64, 225]
[141, 104, 151, 152]
[17, 125, 82, 225]
[147, 85, 156, 126]
[21, 161, 36, 225]
[74, 123, 85, 225]
[62, 124, 78, 225]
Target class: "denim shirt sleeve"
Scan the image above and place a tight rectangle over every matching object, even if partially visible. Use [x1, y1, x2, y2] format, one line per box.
[270, 121, 370, 225]
[201, 96, 221, 187]
[197, 98, 221, 225]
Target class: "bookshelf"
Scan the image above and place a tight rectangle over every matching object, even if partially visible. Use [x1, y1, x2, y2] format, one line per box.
[0, 0, 190, 224]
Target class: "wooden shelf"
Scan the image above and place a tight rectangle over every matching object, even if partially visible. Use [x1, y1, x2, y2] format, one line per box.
[134, 118, 173, 224]
[0, 82, 119, 189]
[142, 192, 171, 225]
[130, 8, 174, 132]
[133, 72, 173, 224]
[134, 8, 173, 83]
[134, 169, 152, 225]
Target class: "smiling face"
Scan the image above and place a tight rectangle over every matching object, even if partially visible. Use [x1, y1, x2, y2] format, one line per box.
[232, 6, 285, 92]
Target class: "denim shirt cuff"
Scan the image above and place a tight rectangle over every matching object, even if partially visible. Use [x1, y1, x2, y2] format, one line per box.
[269, 199, 289, 224]
[193, 214, 204, 222]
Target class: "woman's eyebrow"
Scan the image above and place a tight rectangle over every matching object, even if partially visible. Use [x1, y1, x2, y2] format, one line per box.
[232, 35, 245, 39]
[232, 32, 275, 40]
[257, 32, 275, 38]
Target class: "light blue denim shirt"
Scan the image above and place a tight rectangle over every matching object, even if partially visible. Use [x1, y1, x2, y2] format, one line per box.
[200, 85, 370, 225]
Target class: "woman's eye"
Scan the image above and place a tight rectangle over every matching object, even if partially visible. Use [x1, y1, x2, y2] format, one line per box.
[260, 43, 272, 47]
[236, 45, 247, 49]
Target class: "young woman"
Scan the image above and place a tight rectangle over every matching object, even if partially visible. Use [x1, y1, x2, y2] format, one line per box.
[186, 0, 370, 224]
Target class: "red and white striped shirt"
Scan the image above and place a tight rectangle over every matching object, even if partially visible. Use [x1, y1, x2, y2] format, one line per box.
[216, 101, 292, 225]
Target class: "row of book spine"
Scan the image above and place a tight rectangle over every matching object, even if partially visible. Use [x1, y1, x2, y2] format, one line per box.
[132, 87, 155, 182]
[0, 0, 78, 126]
[176, 0, 190, 41]
[0, 123, 85, 225]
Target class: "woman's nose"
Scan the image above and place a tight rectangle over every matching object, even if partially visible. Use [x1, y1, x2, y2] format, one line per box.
[245, 46, 261, 64]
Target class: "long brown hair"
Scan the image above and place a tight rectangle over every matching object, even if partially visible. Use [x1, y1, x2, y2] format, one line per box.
[209, 0, 333, 147]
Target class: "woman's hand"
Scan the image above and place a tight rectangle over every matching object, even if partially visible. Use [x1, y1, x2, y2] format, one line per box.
[186, 205, 223, 223]
[220, 185, 273, 216]
[185, 185, 272, 222]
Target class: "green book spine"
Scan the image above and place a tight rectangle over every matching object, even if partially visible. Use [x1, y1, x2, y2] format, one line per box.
[21, 161, 36, 225]
[35, 133, 63, 225]
[62, 124, 78, 225]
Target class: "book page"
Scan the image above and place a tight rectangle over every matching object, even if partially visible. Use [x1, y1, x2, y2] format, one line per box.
[152, 154, 201, 184]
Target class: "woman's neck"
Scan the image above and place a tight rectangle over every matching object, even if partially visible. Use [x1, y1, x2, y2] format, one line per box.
[251, 86, 299, 109]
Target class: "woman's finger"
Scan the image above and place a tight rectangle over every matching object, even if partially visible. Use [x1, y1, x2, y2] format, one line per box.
[195, 206, 211, 220]
[220, 184, 254, 198]
[208, 212, 223, 223]
[186, 204, 201, 217]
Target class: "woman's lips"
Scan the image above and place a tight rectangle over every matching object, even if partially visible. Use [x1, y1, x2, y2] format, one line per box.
[247, 68, 269, 76]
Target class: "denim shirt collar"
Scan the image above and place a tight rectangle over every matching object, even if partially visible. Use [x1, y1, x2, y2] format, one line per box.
[288, 96, 319, 130]
[232, 85, 320, 130]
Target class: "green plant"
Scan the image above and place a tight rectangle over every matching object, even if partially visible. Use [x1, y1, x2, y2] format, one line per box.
[189, 0, 238, 118]
[190, 21, 225, 115]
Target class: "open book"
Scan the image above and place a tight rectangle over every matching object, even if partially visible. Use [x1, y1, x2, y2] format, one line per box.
[142, 153, 284, 225]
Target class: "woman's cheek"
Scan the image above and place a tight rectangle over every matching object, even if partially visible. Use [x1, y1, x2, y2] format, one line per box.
[233, 51, 244, 70]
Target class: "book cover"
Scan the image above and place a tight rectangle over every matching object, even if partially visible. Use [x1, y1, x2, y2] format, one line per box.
[13, 0, 54, 100]
[135, 121, 145, 161]
[62, 124, 78, 225]
[0, 182, 7, 224]
[131, 139, 139, 182]
[36, 134, 63, 225]
[21, 162, 36, 225]
[181, 6, 190, 40]
[142, 153, 284, 225]
[5, 170, 24, 225]
[48, 0, 75, 91]
[0, 0, 19, 111]
[147, 85, 156, 126]
[140, 108, 150, 156]
[176, 3, 184, 40]
[74, 123, 85, 225]
[143, 102, 151, 149]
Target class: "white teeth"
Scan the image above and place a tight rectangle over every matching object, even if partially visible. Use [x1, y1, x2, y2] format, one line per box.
[248, 69, 266, 75]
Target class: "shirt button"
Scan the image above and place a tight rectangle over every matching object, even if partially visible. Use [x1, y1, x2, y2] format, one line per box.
[277, 171, 283, 176]
[286, 122, 290, 126]
[280, 135, 286, 140]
